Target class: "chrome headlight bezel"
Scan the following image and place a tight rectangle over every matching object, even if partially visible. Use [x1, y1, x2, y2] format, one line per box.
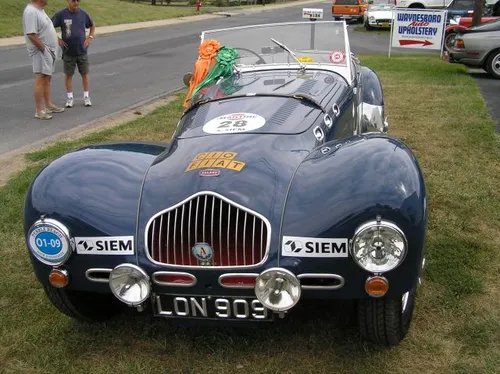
[350, 219, 408, 273]
[109, 264, 151, 306]
[27, 218, 74, 266]
[255, 268, 301, 312]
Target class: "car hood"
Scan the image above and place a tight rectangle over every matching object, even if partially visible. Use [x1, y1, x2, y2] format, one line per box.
[135, 132, 316, 258]
[367, 9, 394, 18]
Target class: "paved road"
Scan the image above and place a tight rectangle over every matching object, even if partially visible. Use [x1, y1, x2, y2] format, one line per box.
[1, 2, 498, 154]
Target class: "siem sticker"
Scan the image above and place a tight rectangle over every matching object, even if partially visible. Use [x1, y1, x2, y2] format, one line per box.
[185, 151, 246, 173]
[75, 236, 134, 255]
[329, 50, 346, 64]
[282, 236, 348, 258]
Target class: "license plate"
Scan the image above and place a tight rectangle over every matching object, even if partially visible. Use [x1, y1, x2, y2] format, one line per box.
[155, 295, 273, 321]
[381, 23, 391, 27]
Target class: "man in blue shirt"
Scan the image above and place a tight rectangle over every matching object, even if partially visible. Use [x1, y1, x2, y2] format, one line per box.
[52, 0, 95, 108]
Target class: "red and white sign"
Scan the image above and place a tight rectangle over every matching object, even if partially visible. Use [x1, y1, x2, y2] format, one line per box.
[390, 9, 447, 52]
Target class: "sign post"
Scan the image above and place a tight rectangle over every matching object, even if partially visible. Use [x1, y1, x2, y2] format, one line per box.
[389, 9, 447, 57]
[302, 8, 323, 50]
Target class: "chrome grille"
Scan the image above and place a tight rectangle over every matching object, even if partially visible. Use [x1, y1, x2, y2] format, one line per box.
[147, 192, 270, 267]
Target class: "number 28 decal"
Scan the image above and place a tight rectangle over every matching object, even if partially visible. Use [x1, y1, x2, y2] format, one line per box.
[203, 113, 266, 134]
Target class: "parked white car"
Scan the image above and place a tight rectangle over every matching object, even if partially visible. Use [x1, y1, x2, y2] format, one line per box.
[364, 2, 396, 29]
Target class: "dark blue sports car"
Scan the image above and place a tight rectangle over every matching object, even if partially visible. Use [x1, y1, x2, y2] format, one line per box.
[24, 21, 427, 346]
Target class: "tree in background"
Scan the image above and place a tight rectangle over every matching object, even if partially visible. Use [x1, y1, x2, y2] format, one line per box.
[471, 0, 483, 26]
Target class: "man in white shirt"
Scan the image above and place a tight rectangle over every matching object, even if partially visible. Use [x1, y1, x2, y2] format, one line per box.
[22, 0, 65, 119]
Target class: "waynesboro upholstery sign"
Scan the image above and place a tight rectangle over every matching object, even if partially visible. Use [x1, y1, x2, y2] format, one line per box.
[390, 9, 447, 51]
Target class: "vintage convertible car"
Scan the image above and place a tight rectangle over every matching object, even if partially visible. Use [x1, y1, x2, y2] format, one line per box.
[24, 20, 427, 346]
[363, 1, 396, 30]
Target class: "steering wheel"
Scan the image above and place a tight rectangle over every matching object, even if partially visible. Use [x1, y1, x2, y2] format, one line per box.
[233, 47, 267, 65]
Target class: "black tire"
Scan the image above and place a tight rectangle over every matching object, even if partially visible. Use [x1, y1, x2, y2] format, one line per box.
[357, 286, 416, 346]
[44, 285, 124, 322]
[485, 49, 500, 79]
[444, 32, 457, 53]
[408, 3, 425, 8]
[364, 20, 373, 30]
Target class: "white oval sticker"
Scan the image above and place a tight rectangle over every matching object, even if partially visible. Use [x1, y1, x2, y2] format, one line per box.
[202, 113, 266, 134]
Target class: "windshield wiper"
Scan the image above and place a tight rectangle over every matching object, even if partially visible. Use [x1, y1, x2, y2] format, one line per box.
[270, 38, 306, 72]
[182, 92, 325, 119]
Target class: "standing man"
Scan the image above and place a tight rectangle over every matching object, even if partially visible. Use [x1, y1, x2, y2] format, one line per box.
[52, 0, 95, 108]
[22, 0, 65, 120]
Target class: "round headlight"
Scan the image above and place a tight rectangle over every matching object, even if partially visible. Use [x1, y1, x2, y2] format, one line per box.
[369, 16, 375, 21]
[27, 218, 73, 266]
[351, 220, 407, 273]
[109, 264, 150, 306]
[255, 268, 301, 312]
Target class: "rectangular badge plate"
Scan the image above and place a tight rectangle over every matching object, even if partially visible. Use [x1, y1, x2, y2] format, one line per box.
[155, 295, 273, 321]
[282, 236, 349, 258]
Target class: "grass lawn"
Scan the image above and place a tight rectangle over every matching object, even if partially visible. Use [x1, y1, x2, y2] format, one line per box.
[0, 0, 220, 38]
[1, 55, 500, 373]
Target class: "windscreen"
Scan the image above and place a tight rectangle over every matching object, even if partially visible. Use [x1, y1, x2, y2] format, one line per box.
[201, 22, 350, 68]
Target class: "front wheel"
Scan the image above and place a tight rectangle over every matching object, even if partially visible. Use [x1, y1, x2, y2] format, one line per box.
[44, 285, 124, 322]
[357, 285, 416, 345]
[485, 49, 500, 79]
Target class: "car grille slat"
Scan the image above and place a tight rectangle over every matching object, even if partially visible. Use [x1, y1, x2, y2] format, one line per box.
[147, 193, 269, 267]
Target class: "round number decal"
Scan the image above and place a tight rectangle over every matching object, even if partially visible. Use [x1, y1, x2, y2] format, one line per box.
[329, 50, 346, 64]
[28, 220, 72, 265]
[202, 113, 266, 134]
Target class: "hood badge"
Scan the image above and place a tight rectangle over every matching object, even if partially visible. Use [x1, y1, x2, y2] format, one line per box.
[192, 243, 214, 266]
[199, 169, 221, 177]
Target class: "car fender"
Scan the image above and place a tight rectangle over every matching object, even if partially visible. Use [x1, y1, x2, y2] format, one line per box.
[23, 142, 167, 289]
[446, 25, 467, 33]
[359, 66, 387, 133]
[280, 133, 427, 298]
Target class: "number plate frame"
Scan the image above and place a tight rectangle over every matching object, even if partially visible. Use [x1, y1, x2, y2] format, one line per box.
[154, 294, 274, 321]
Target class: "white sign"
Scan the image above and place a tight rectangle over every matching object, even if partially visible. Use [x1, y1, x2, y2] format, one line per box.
[390, 9, 446, 52]
[75, 236, 134, 255]
[203, 113, 266, 134]
[282, 236, 348, 258]
[302, 8, 323, 20]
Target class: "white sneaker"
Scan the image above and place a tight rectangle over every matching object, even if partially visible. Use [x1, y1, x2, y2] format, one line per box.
[84, 97, 92, 107]
[65, 98, 74, 108]
[34, 110, 52, 120]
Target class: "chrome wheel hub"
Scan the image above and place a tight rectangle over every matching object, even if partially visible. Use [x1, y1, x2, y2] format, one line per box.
[493, 54, 500, 75]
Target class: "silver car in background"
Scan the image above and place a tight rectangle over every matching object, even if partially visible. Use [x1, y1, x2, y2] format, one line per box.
[364, 0, 396, 30]
[449, 19, 500, 78]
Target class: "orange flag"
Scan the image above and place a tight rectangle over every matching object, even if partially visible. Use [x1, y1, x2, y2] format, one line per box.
[183, 39, 221, 108]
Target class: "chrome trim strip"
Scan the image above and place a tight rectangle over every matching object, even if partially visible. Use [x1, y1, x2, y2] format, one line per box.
[152, 219, 157, 261]
[227, 204, 231, 266]
[144, 191, 272, 269]
[153, 271, 197, 287]
[235, 208, 239, 265]
[173, 208, 178, 264]
[219, 200, 223, 265]
[252, 216, 255, 265]
[85, 268, 112, 283]
[218, 273, 259, 289]
[297, 274, 345, 290]
[159, 215, 164, 263]
[243, 212, 247, 266]
[181, 204, 185, 265]
[167, 210, 171, 264]
[188, 199, 192, 263]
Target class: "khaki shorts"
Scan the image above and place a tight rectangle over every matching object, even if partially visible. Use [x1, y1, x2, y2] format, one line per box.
[63, 54, 89, 76]
[31, 49, 56, 76]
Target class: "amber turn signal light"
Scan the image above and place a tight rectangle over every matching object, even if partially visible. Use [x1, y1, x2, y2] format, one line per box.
[365, 276, 389, 297]
[49, 268, 69, 288]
